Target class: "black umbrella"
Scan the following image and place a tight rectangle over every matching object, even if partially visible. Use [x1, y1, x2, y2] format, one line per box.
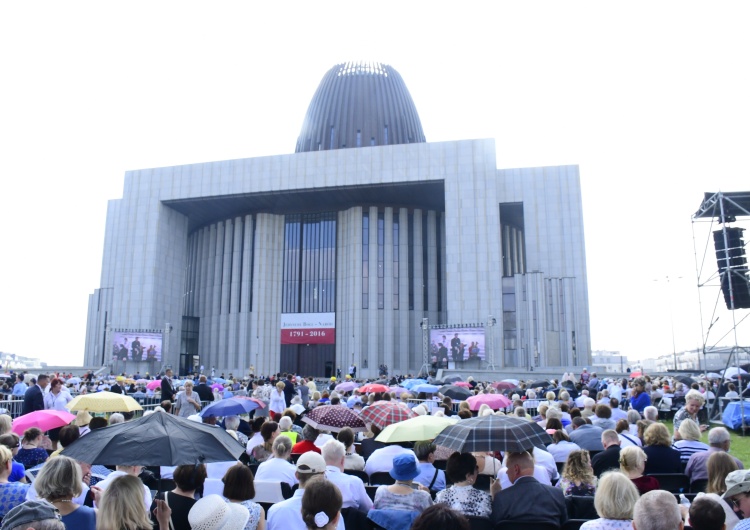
[433, 414, 551, 453]
[443, 375, 464, 384]
[439, 385, 472, 400]
[528, 380, 550, 389]
[675, 376, 695, 386]
[61, 410, 244, 466]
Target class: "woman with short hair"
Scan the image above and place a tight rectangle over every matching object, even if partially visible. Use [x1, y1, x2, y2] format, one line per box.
[174, 380, 202, 418]
[336, 427, 365, 471]
[642, 423, 682, 474]
[222, 463, 265, 530]
[619, 446, 659, 495]
[580, 471, 640, 530]
[35, 455, 96, 530]
[269, 382, 287, 416]
[673, 418, 709, 463]
[546, 429, 581, 463]
[251, 421, 279, 463]
[673, 390, 707, 438]
[150, 464, 206, 530]
[435, 452, 491, 518]
[254, 436, 297, 487]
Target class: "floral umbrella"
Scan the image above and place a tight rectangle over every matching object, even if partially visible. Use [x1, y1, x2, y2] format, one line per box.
[301, 405, 367, 433]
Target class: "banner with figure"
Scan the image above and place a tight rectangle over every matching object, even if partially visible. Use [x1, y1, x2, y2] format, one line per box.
[429, 327, 485, 365]
[112, 331, 163, 362]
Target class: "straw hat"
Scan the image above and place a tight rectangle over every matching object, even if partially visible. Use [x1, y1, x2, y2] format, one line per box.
[188, 495, 249, 530]
[74, 411, 92, 427]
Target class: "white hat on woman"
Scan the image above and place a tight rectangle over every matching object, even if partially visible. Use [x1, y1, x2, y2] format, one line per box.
[188, 494, 249, 530]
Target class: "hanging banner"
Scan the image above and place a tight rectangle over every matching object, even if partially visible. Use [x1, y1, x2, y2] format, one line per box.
[280, 313, 336, 344]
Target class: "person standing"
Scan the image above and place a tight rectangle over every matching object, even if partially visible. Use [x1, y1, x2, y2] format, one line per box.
[21, 374, 48, 416]
[11, 375, 27, 398]
[194, 375, 214, 402]
[161, 369, 176, 402]
[283, 374, 297, 407]
[174, 381, 202, 418]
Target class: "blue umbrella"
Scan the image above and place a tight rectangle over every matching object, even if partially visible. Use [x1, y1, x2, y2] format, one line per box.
[411, 383, 440, 394]
[211, 377, 227, 384]
[200, 397, 260, 418]
[401, 379, 428, 390]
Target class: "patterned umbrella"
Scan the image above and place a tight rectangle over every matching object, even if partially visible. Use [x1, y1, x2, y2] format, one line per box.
[360, 401, 416, 430]
[301, 405, 367, 433]
[359, 384, 389, 394]
[433, 414, 551, 453]
[466, 393, 512, 411]
[439, 385, 472, 400]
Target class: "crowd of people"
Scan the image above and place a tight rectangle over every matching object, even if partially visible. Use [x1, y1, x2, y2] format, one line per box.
[0, 367, 745, 530]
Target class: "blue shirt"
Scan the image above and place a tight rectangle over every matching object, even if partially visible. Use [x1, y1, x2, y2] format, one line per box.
[630, 392, 651, 414]
[0, 482, 30, 519]
[9, 461, 25, 482]
[62, 504, 97, 530]
[414, 462, 446, 491]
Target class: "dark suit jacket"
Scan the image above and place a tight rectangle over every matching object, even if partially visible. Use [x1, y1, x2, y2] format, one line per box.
[592, 445, 621, 477]
[161, 377, 176, 402]
[22, 385, 44, 415]
[195, 383, 214, 402]
[110, 384, 123, 394]
[491, 475, 567, 526]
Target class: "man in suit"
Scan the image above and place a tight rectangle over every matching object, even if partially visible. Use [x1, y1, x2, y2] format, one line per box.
[592, 429, 621, 477]
[161, 368, 176, 402]
[491, 450, 567, 527]
[22, 374, 49, 415]
[568, 417, 605, 451]
[194, 375, 214, 402]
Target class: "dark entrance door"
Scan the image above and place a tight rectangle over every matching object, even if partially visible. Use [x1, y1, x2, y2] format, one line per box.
[280, 344, 336, 378]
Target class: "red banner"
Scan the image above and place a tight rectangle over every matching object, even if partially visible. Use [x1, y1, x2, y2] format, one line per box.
[281, 328, 336, 344]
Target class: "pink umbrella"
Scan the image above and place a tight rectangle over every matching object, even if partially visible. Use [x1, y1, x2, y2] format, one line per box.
[233, 397, 267, 408]
[359, 384, 389, 394]
[453, 381, 471, 388]
[492, 381, 517, 390]
[211, 383, 225, 391]
[335, 382, 359, 392]
[467, 393, 512, 411]
[388, 386, 410, 396]
[12, 410, 76, 435]
[146, 380, 162, 390]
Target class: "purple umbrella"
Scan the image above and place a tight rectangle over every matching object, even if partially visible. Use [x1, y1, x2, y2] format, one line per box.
[334, 381, 359, 392]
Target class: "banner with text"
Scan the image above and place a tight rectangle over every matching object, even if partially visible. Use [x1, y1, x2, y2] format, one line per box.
[280, 313, 336, 344]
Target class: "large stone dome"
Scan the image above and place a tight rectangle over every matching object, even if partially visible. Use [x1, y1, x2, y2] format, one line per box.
[295, 61, 426, 153]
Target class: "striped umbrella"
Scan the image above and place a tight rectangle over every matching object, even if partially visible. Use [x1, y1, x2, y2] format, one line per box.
[433, 414, 551, 453]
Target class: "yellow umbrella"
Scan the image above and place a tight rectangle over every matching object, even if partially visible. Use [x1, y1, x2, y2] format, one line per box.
[66, 393, 143, 413]
[375, 414, 458, 443]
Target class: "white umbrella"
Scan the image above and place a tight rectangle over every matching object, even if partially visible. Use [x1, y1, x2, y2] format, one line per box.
[723, 367, 747, 378]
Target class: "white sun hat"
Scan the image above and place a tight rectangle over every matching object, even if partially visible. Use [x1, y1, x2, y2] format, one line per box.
[188, 494, 250, 530]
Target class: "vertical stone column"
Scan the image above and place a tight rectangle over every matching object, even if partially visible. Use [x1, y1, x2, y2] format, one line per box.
[383, 207, 394, 374]
[397, 208, 409, 373]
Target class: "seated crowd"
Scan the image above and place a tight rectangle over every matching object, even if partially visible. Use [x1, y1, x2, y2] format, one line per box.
[0, 371, 744, 530]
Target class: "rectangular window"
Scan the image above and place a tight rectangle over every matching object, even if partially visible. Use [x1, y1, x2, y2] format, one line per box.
[356, 130, 361, 147]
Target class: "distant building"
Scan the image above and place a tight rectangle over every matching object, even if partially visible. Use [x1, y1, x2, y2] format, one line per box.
[84, 61, 591, 377]
[591, 350, 630, 373]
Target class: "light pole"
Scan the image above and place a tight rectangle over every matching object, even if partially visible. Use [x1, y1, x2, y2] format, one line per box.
[654, 276, 682, 370]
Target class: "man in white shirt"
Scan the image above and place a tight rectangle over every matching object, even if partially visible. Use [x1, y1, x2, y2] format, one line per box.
[94, 465, 151, 511]
[496, 463, 552, 488]
[321, 439, 372, 512]
[364, 443, 417, 477]
[574, 389, 588, 408]
[267, 451, 345, 530]
[532, 447, 559, 482]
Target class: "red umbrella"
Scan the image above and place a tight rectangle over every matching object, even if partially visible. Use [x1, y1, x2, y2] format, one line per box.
[359, 384, 389, 394]
[467, 393, 512, 411]
[360, 401, 416, 430]
[629, 371, 643, 379]
[492, 381, 517, 390]
[302, 405, 367, 432]
[12, 410, 76, 435]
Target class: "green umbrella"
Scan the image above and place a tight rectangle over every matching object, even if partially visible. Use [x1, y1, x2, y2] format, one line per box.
[375, 414, 458, 443]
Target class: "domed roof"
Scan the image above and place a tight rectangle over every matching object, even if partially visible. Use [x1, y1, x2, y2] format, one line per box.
[295, 62, 426, 153]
